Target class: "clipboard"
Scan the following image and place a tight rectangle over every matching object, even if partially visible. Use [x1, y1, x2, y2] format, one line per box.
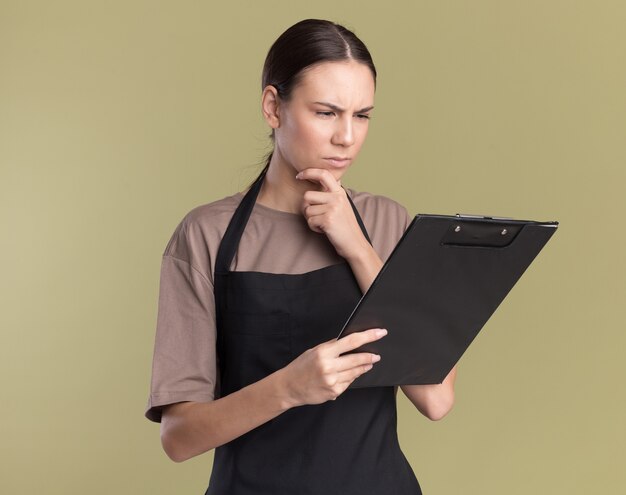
[337, 213, 559, 388]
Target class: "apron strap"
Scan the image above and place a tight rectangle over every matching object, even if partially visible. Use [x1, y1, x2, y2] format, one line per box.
[215, 168, 266, 275]
[215, 167, 373, 275]
[347, 189, 373, 247]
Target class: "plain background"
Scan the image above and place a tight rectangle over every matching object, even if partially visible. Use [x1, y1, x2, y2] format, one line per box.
[1, 1, 624, 493]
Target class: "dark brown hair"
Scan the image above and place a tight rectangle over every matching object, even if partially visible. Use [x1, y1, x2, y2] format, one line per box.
[249, 18, 377, 188]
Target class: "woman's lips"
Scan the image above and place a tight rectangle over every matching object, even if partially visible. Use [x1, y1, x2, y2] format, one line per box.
[324, 157, 351, 167]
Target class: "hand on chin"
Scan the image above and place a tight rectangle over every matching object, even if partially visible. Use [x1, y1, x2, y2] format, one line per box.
[297, 167, 342, 188]
[296, 168, 363, 260]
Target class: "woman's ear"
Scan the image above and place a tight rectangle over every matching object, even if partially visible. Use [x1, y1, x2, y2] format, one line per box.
[261, 85, 281, 129]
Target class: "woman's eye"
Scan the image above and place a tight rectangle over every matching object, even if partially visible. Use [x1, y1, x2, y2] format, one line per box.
[315, 111, 371, 120]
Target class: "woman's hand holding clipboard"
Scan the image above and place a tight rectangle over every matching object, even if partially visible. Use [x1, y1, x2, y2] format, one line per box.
[336, 213, 559, 388]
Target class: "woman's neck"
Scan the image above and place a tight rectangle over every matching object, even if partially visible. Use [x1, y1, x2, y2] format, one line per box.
[254, 154, 325, 215]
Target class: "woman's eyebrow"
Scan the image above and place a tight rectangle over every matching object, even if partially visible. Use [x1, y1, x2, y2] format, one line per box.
[313, 101, 374, 113]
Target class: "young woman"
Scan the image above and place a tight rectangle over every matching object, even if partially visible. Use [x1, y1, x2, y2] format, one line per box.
[145, 18, 457, 494]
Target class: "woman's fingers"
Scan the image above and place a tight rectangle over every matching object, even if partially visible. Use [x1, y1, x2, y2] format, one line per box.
[287, 330, 386, 405]
[302, 200, 347, 234]
[302, 189, 336, 205]
[335, 362, 375, 385]
[304, 212, 329, 234]
[334, 349, 381, 372]
[296, 168, 365, 260]
[332, 327, 387, 355]
[302, 203, 327, 218]
[296, 168, 342, 192]
[300, 189, 341, 220]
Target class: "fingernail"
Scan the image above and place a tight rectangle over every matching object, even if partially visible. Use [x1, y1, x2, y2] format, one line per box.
[372, 354, 381, 363]
[295, 172, 302, 179]
[376, 329, 388, 337]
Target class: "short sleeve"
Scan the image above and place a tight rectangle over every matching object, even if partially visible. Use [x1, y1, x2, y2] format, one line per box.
[399, 203, 412, 234]
[356, 192, 413, 263]
[144, 220, 219, 423]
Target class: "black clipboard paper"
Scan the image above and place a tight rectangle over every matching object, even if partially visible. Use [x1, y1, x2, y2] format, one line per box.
[337, 213, 559, 389]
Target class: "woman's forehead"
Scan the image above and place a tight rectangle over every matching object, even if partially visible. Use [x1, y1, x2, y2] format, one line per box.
[294, 61, 375, 104]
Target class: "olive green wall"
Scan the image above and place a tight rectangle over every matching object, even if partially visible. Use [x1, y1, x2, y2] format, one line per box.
[1, 1, 623, 493]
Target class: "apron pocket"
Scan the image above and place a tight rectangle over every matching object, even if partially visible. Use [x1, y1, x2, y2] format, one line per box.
[221, 311, 293, 389]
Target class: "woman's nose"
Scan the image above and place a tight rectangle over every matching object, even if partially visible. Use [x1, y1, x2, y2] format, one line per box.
[332, 117, 355, 147]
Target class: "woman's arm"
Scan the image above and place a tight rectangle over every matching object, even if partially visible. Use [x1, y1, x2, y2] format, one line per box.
[400, 366, 457, 421]
[160, 368, 295, 462]
[345, 236, 384, 294]
[347, 243, 456, 421]
[298, 169, 456, 420]
[345, 242, 457, 421]
[294, 168, 457, 420]
[160, 326, 387, 462]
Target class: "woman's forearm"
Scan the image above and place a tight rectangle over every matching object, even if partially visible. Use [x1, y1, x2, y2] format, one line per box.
[160, 368, 295, 462]
[345, 237, 458, 420]
[345, 239, 384, 294]
[400, 365, 457, 420]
